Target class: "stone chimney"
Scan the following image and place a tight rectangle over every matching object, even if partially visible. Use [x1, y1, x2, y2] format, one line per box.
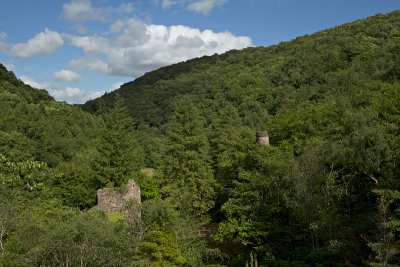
[256, 131, 269, 145]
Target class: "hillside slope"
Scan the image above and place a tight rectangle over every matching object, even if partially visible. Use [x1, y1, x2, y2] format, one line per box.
[80, 11, 400, 265]
[0, 64, 106, 209]
[0, 64, 214, 266]
[82, 11, 400, 130]
[1, 11, 400, 267]
[0, 64, 102, 167]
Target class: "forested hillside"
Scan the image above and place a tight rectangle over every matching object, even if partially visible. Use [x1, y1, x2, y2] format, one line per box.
[1, 11, 400, 266]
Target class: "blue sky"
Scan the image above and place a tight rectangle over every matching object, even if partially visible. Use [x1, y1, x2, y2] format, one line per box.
[0, 0, 399, 103]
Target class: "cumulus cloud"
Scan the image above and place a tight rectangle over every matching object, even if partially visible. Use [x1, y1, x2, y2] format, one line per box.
[70, 57, 112, 74]
[50, 86, 104, 103]
[64, 34, 108, 53]
[9, 29, 64, 58]
[62, 0, 103, 22]
[187, 0, 227, 14]
[62, 0, 134, 22]
[20, 75, 104, 104]
[67, 18, 252, 77]
[54, 69, 82, 82]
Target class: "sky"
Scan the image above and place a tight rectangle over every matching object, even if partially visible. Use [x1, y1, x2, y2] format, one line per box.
[0, 0, 399, 103]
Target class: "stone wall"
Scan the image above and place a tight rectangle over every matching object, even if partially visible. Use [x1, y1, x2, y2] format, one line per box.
[256, 131, 270, 145]
[96, 179, 141, 213]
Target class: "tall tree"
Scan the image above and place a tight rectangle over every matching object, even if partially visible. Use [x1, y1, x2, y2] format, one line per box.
[162, 96, 216, 216]
[216, 145, 297, 265]
[92, 95, 144, 188]
[369, 189, 400, 267]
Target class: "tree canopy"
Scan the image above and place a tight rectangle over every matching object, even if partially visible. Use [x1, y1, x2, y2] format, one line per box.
[1, 11, 400, 266]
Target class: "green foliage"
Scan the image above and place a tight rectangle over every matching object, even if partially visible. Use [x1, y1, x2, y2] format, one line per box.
[133, 199, 219, 266]
[133, 170, 161, 201]
[3, 204, 138, 266]
[2, 10, 400, 266]
[0, 154, 47, 196]
[162, 96, 216, 216]
[134, 226, 187, 266]
[0, 188, 15, 260]
[216, 145, 298, 264]
[49, 153, 97, 208]
[368, 189, 400, 266]
[92, 95, 144, 188]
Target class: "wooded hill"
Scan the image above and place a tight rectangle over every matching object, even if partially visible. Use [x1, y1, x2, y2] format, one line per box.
[83, 11, 400, 129]
[1, 11, 400, 266]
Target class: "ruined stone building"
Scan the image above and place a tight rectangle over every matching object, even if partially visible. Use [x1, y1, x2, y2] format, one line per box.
[96, 179, 141, 214]
[256, 131, 270, 145]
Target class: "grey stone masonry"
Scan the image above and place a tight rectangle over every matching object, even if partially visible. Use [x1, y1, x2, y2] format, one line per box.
[96, 179, 141, 213]
[256, 131, 270, 145]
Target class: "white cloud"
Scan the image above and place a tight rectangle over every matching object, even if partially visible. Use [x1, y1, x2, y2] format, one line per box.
[4, 63, 15, 71]
[111, 81, 124, 91]
[20, 75, 104, 104]
[9, 29, 64, 58]
[20, 75, 47, 89]
[62, 0, 104, 22]
[74, 24, 89, 34]
[64, 34, 108, 53]
[110, 20, 125, 33]
[50, 86, 104, 103]
[67, 18, 252, 77]
[0, 32, 8, 52]
[70, 57, 112, 74]
[161, 0, 182, 9]
[54, 69, 82, 82]
[187, 0, 228, 14]
[62, 0, 134, 22]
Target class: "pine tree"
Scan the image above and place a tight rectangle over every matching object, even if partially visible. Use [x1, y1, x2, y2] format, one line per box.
[92, 95, 144, 188]
[162, 96, 216, 216]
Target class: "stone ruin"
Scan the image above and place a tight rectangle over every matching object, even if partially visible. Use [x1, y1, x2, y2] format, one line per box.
[256, 131, 270, 145]
[96, 179, 141, 214]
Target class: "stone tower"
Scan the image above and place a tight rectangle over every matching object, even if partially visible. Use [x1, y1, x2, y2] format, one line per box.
[96, 179, 141, 214]
[256, 131, 269, 145]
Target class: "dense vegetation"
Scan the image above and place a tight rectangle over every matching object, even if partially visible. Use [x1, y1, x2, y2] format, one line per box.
[1, 11, 400, 266]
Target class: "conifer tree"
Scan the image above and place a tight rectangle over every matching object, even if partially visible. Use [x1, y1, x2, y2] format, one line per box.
[162, 96, 216, 216]
[92, 95, 143, 188]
